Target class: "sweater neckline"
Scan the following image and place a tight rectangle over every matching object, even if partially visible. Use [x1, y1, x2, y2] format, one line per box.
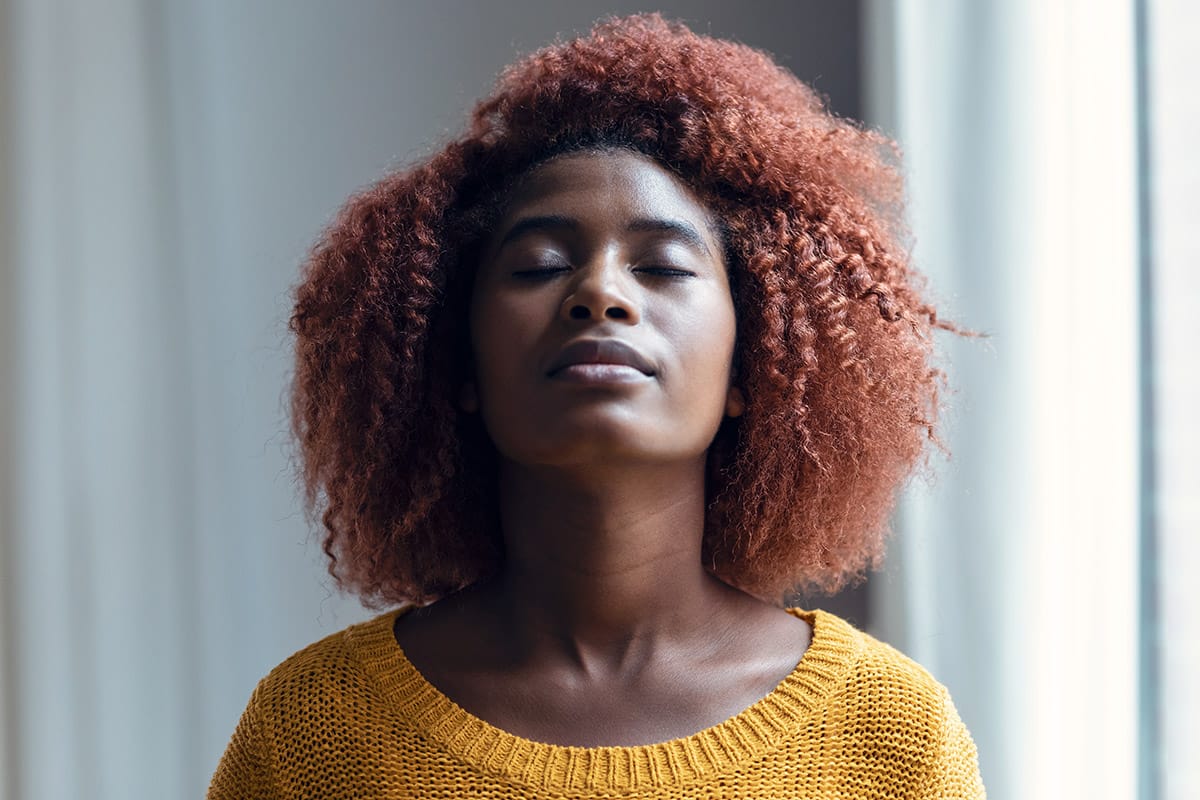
[347, 605, 859, 795]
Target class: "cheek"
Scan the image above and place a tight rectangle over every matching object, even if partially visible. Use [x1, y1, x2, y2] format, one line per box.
[663, 295, 738, 378]
[467, 292, 548, 411]
[468, 278, 502, 368]
[465, 300, 524, 455]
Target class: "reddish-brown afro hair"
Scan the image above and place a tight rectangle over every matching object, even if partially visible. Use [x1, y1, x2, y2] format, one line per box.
[290, 13, 963, 608]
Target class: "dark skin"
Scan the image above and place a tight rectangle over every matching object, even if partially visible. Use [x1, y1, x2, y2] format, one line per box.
[394, 150, 812, 747]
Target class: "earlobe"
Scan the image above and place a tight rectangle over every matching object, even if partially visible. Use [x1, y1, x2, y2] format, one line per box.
[725, 386, 746, 418]
[458, 381, 479, 413]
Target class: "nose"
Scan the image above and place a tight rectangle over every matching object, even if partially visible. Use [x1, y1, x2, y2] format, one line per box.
[559, 259, 640, 324]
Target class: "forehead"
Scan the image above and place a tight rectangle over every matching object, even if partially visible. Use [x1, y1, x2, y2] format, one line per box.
[494, 149, 716, 233]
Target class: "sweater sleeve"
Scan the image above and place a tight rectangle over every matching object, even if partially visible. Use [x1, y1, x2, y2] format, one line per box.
[207, 685, 280, 800]
[918, 687, 986, 799]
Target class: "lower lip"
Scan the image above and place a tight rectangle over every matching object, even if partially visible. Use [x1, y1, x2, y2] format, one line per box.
[550, 363, 652, 383]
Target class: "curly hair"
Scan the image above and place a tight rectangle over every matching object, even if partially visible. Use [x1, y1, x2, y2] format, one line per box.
[289, 13, 963, 608]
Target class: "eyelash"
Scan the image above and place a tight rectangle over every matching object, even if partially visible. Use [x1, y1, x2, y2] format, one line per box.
[511, 266, 695, 279]
[511, 267, 568, 279]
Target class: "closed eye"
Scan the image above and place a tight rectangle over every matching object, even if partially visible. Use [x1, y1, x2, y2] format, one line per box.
[512, 267, 570, 279]
[635, 267, 695, 277]
[511, 266, 696, 280]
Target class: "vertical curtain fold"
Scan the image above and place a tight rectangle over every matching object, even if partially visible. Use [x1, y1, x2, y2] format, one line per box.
[1145, 1, 1200, 797]
[4, 1, 194, 796]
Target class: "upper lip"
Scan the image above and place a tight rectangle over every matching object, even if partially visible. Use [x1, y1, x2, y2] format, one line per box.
[547, 339, 655, 376]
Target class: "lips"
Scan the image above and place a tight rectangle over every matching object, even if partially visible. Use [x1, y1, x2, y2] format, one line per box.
[547, 339, 655, 377]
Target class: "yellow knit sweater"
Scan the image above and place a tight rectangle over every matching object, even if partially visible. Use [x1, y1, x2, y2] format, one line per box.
[208, 607, 984, 798]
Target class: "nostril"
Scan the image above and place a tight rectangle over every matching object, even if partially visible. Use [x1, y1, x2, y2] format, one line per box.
[605, 307, 629, 319]
[569, 305, 590, 319]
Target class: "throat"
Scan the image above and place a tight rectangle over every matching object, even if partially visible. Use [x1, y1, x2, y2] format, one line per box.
[487, 561, 736, 673]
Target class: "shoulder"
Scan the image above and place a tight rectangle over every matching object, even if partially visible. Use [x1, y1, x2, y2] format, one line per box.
[211, 610, 417, 797]
[802, 608, 950, 712]
[795, 609, 983, 795]
[246, 609, 401, 723]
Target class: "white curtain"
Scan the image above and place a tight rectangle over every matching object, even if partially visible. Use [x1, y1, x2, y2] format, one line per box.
[0, 2, 373, 797]
[5, 3, 198, 797]
[867, 0, 1197, 798]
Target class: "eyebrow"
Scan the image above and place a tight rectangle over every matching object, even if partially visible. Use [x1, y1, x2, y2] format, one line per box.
[495, 214, 578, 252]
[494, 214, 714, 257]
[626, 218, 713, 257]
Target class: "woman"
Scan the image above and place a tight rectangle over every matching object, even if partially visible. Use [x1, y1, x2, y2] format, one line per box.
[210, 13, 985, 799]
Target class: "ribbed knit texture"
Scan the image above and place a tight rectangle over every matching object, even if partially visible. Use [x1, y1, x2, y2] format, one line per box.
[208, 608, 985, 798]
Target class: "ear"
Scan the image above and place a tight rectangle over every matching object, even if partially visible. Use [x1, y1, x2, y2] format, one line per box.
[725, 385, 746, 418]
[458, 380, 479, 413]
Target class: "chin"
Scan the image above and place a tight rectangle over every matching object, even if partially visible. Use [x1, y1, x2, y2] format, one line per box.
[503, 433, 711, 470]
[485, 407, 722, 468]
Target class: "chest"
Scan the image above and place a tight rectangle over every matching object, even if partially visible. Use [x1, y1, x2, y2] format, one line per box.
[425, 659, 791, 747]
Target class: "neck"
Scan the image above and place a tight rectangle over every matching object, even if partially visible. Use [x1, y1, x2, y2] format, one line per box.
[487, 457, 737, 672]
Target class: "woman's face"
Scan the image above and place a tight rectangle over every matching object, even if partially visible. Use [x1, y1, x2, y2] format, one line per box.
[468, 149, 741, 469]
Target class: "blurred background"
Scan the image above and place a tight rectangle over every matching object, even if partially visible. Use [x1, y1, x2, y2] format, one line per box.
[0, 1, 1194, 798]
